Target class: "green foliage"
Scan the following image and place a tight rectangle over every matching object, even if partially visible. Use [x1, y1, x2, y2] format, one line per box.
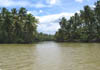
[0, 7, 38, 43]
[55, 0, 100, 42]
[35, 33, 54, 41]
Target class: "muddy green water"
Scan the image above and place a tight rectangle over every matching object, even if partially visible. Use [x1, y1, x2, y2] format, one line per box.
[0, 41, 100, 70]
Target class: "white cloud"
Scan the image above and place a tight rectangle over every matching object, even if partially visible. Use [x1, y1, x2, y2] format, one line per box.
[0, 0, 51, 8]
[75, 0, 83, 3]
[91, 5, 95, 8]
[76, 11, 80, 14]
[34, 3, 49, 8]
[47, 0, 57, 5]
[0, 0, 31, 7]
[75, 0, 90, 3]
[27, 10, 43, 16]
[37, 12, 74, 23]
[0, 0, 61, 8]
[27, 11, 38, 16]
[39, 10, 43, 13]
[37, 22, 60, 34]
[46, 0, 61, 6]
[50, 0, 56, 5]
[36, 12, 74, 34]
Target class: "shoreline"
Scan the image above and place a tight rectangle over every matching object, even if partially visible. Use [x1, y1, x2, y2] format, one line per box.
[0, 40, 99, 44]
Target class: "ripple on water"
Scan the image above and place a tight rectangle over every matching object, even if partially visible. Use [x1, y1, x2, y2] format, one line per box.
[0, 42, 100, 70]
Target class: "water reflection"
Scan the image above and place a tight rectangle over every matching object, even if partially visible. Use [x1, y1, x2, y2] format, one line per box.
[33, 41, 62, 70]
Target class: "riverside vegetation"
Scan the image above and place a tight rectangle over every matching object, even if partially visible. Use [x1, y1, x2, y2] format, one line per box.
[0, 0, 100, 43]
[55, 0, 100, 42]
[0, 7, 54, 43]
[0, 7, 38, 43]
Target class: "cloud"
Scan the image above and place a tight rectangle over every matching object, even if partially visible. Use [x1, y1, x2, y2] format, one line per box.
[38, 12, 74, 23]
[75, 0, 83, 3]
[0, 0, 51, 8]
[37, 22, 60, 34]
[49, 0, 56, 5]
[34, 3, 50, 8]
[75, 0, 90, 3]
[91, 5, 95, 8]
[36, 12, 74, 34]
[39, 10, 43, 13]
[27, 10, 43, 16]
[27, 11, 38, 16]
[0, 0, 30, 7]
[47, 0, 57, 5]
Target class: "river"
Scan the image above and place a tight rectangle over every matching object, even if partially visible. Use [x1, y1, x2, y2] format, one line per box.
[0, 41, 100, 70]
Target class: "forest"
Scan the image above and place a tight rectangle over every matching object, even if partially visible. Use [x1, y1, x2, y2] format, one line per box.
[0, 7, 39, 43]
[55, 0, 100, 42]
[0, 0, 100, 43]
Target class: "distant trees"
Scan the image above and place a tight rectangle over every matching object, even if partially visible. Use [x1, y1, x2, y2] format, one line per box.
[0, 7, 38, 43]
[36, 33, 54, 41]
[55, 0, 100, 42]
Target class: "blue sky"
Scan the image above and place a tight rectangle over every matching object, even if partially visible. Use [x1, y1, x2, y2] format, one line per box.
[0, 0, 97, 34]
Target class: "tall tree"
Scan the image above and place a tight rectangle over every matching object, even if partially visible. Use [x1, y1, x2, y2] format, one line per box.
[23, 14, 38, 43]
[95, 0, 100, 41]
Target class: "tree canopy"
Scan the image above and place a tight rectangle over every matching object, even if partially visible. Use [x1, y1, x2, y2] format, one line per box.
[0, 7, 38, 43]
[55, 0, 100, 42]
[0, 0, 100, 43]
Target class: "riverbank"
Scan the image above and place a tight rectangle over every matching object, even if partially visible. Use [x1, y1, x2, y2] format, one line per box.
[55, 39, 100, 43]
[0, 40, 100, 44]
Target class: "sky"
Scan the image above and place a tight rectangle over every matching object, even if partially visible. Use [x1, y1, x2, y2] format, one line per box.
[0, 0, 97, 34]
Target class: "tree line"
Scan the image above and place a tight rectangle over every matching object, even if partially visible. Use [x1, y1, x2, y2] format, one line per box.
[0, 0, 99, 43]
[0, 7, 54, 43]
[0, 7, 39, 43]
[55, 0, 100, 42]
[36, 33, 54, 41]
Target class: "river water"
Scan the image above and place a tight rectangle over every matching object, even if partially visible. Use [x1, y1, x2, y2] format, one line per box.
[0, 41, 100, 70]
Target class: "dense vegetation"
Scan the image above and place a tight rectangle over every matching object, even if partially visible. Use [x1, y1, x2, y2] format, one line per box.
[0, 7, 54, 43]
[55, 0, 100, 42]
[36, 33, 54, 41]
[0, 7, 38, 43]
[0, 0, 100, 43]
